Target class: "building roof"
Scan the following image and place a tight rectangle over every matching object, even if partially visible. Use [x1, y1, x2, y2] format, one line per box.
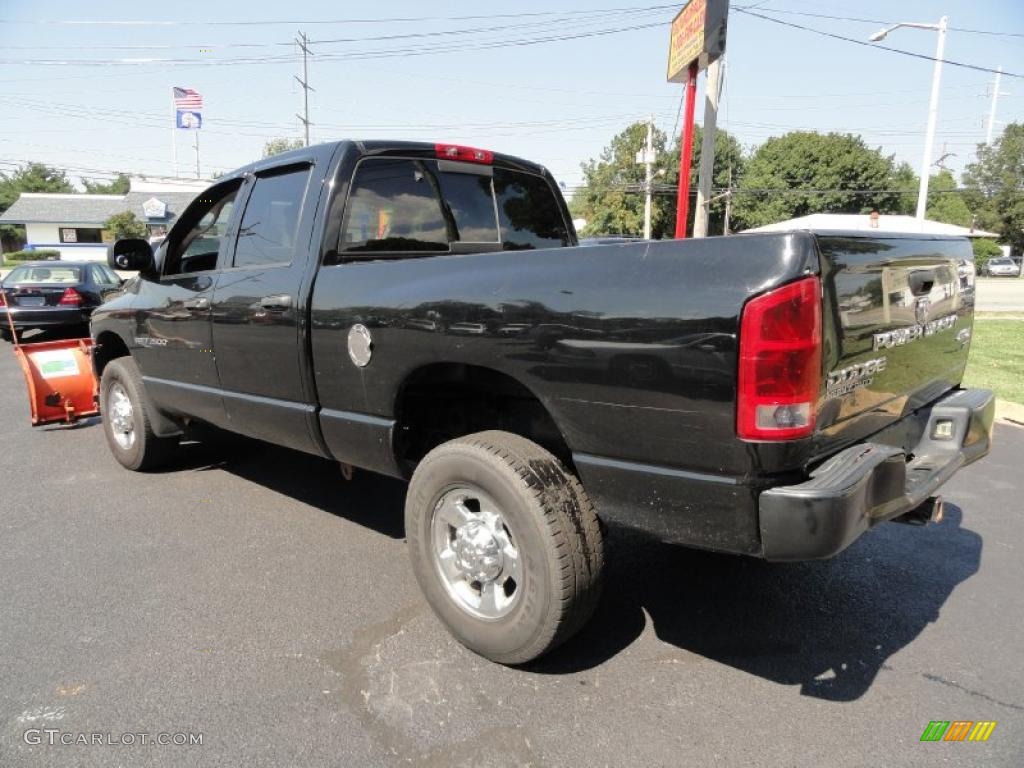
[0, 193, 126, 226]
[125, 190, 200, 222]
[742, 213, 1000, 239]
[0, 176, 208, 227]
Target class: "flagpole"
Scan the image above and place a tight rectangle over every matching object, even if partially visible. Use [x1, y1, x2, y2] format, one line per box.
[171, 88, 179, 178]
[194, 129, 200, 180]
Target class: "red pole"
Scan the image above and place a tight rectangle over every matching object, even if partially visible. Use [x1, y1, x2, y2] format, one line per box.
[675, 61, 699, 239]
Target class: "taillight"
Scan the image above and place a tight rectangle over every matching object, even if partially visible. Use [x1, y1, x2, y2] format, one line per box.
[59, 287, 83, 306]
[0, 292, 6, 307]
[737, 276, 822, 441]
[435, 143, 494, 164]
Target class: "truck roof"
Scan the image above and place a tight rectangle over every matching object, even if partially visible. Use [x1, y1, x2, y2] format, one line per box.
[220, 139, 553, 183]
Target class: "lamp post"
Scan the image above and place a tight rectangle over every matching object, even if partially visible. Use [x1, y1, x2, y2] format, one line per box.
[869, 16, 948, 222]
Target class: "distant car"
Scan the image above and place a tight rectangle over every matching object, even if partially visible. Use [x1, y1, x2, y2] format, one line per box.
[0, 261, 123, 342]
[984, 257, 1020, 277]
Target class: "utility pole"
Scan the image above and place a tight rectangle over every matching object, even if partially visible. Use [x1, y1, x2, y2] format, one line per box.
[295, 31, 314, 147]
[693, 57, 723, 238]
[986, 66, 1007, 145]
[638, 115, 655, 239]
[723, 166, 733, 235]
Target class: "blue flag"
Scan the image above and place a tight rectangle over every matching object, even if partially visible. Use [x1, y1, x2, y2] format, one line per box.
[176, 110, 202, 129]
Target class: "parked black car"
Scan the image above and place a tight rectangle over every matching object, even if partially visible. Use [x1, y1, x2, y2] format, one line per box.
[91, 140, 993, 665]
[0, 260, 123, 342]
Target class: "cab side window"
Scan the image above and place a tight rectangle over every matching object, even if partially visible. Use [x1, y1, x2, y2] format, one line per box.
[163, 180, 242, 277]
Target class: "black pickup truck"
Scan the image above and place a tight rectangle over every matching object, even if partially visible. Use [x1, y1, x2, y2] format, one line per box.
[92, 140, 994, 664]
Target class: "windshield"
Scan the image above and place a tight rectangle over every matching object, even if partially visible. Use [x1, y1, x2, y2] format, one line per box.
[4, 265, 83, 285]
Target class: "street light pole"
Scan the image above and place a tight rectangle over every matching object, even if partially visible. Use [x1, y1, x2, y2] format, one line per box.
[918, 16, 948, 221]
[869, 16, 948, 222]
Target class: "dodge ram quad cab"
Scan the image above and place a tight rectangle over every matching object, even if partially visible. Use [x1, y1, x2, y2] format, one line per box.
[92, 140, 994, 664]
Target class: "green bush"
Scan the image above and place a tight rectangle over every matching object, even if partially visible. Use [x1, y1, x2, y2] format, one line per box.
[103, 210, 148, 240]
[972, 238, 1003, 271]
[3, 249, 61, 264]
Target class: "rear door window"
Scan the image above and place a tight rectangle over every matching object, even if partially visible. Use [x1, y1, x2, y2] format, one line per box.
[89, 264, 114, 285]
[232, 165, 312, 268]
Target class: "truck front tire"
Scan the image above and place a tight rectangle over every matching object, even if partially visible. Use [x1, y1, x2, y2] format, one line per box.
[405, 430, 604, 665]
[100, 357, 178, 471]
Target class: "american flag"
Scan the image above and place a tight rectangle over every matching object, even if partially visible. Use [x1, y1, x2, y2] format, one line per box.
[173, 87, 203, 110]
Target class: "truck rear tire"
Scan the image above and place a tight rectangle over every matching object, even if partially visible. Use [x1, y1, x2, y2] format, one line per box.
[405, 430, 603, 665]
[100, 357, 178, 471]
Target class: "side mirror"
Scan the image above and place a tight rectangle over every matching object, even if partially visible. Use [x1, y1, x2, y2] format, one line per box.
[109, 238, 156, 279]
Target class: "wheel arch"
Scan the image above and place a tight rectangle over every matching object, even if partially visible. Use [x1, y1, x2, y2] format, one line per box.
[92, 329, 132, 378]
[392, 362, 574, 473]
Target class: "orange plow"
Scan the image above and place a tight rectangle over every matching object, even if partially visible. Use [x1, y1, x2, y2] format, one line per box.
[6, 312, 99, 426]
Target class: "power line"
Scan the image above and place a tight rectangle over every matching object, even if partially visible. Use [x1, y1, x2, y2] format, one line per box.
[737, 6, 1024, 38]
[735, 8, 1024, 79]
[0, 6, 668, 51]
[0, 3, 680, 26]
[0, 18, 670, 67]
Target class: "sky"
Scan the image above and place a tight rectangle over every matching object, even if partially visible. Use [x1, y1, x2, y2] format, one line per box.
[0, 0, 1021, 193]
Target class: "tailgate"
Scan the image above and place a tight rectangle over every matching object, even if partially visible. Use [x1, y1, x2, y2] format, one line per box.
[815, 233, 974, 453]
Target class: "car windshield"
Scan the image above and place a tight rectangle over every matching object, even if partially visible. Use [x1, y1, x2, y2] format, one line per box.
[4, 265, 83, 285]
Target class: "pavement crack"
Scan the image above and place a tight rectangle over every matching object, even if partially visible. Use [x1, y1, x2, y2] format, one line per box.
[921, 672, 1024, 712]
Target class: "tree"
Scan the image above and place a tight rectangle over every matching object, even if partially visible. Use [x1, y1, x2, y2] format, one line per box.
[83, 173, 130, 195]
[972, 238, 1003, 271]
[889, 165, 974, 226]
[263, 137, 305, 158]
[962, 122, 1024, 254]
[925, 170, 972, 228]
[890, 161, 918, 216]
[104, 210, 148, 240]
[730, 131, 904, 230]
[663, 124, 745, 235]
[0, 163, 74, 249]
[570, 121, 744, 238]
[0, 162, 73, 214]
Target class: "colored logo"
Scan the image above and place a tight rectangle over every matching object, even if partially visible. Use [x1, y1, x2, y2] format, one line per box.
[920, 721, 997, 742]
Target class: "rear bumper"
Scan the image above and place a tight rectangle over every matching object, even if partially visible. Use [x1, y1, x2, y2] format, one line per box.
[758, 388, 995, 561]
[0, 306, 92, 329]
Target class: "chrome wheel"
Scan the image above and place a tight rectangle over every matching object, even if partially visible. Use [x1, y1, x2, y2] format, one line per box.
[430, 486, 522, 620]
[107, 382, 135, 450]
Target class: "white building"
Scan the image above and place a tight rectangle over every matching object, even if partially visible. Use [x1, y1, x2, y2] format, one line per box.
[0, 177, 210, 261]
[742, 212, 1000, 239]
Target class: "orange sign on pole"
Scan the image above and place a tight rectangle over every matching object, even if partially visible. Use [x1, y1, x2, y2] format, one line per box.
[667, 0, 729, 238]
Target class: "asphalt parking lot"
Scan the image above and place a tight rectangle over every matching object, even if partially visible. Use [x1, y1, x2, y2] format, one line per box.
[1, 339, 1022, 767]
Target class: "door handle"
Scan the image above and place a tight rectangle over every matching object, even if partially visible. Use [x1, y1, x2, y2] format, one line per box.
[259, 294, 293, 312]
[182, 297, 210, 310]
